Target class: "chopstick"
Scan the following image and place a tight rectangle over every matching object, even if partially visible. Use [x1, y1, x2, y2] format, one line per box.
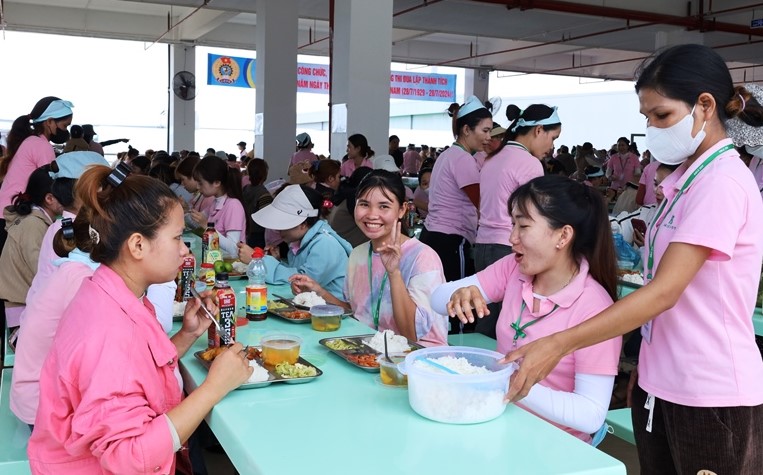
[189, 285, 223, 334]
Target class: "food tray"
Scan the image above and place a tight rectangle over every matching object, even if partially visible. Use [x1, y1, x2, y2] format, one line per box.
[319, 334, 422, 373]
[618, 279, 642, 290]
[226, 272, 247, 280]
[193, 349, 323, 389]
[268, 304, 313, 324]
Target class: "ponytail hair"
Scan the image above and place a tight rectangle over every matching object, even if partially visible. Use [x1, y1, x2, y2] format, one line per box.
[347, 134, 375, 159]
[490, 104, 560, 158]
[52, 210, 96, 258]
[193, 155, 243, 200]
[0, 96, 62, 178]
[726, 85, 763, 127]
[11, 165, 53, 217]
[447, 102, 492, 139]
[508, 175, 618, 301]
[74, 165, 181, 265]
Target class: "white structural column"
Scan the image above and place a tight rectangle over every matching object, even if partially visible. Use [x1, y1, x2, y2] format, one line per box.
[463, 68, 490, 104]
[254, 0, 298, 175]
[330, 0, 393, 161]
[169, 44, 196, 152]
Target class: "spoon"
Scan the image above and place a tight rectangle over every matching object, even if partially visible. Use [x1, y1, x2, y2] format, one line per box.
[383, 333, 393, 364]
[189, 282, 223, 335]
[420, 358, 459, 375]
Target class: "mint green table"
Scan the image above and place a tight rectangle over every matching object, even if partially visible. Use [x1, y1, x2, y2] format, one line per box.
[179, 281, 625, 475]
[0, 369, 32, 474]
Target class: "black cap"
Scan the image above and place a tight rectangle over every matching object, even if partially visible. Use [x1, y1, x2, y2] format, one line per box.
[216, 272, 229, 281]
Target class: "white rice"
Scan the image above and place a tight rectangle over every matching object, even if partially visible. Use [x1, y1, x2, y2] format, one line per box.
[246, 360, 271, 384]
[409, 356, 504, 423]
[364, 330, 410, 354]
[622, 273, 644, 285]
[232, 261, 248, 274]
[293, 291, 326, 308]
[412, 356, 490, 375]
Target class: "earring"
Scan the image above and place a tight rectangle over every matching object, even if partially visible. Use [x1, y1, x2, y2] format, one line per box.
[556, 243, 562, 249]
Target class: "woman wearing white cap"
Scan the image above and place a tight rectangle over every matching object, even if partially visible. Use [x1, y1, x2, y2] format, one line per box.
[242, 184, 352, 299]
[419, 96, 491, 332]
[0, 97, 74, 250]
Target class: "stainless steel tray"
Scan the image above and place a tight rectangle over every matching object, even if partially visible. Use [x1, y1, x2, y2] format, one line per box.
[193, 349, 323, 389]
[319, 334, 422, 373]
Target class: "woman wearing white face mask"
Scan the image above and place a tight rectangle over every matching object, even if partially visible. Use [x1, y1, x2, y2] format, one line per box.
[500, 44, 763, 474]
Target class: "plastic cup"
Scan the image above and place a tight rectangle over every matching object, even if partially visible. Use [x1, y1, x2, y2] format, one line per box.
[310, 304, 343, 332]
[260, 334, 302, 366]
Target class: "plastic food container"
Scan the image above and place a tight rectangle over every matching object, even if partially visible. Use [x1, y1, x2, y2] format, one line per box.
[310, 305, 343, 332]
[377, 354, 407, 387]
[399, 346, 515, 424]
[260, 334, 302, 366]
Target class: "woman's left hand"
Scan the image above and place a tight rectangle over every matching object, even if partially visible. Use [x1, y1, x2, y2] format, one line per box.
[182, 290, 217, 337]
[500, 333, 566, 402]
[375, 221, 403, 273]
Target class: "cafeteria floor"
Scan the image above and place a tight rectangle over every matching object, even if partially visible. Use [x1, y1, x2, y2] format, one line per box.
[201, 430, 642, 474]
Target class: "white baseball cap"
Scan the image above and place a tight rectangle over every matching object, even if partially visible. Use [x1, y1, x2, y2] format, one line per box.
[252, 184, 318, 230]
[372, 154, 399, 173]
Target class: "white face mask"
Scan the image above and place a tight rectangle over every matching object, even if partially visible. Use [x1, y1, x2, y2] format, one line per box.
[645, 105, 706, 165]
[746, 144, 763, 159]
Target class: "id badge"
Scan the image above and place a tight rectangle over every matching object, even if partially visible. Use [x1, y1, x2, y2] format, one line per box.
[641, 321, 652, 344]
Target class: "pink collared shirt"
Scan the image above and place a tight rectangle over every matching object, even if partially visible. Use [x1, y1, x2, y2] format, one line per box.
[638, 161, 659, 205]
[402, 150, 421, 174]
[607, 152, 640, 190]
[291, 149, 317, 166]
[28, 266, 180, 474]
[340, 157, 373, 178]
[640, 139, 763, 407]
[207, 194, 246, 237]
[749, 155, 763, 198]
[476, 144, 544, 245]
[0, 135, 55, 209]
[424, 145, 480, 243]
[478, 256, 621, 441]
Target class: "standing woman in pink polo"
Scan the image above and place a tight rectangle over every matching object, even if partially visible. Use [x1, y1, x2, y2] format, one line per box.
[191, 155, 247, 258]
[472, 104, 557, 337]
[505, 44, 763, 474]
[420, 96, 491, 305]
[27, 165, 252, 473]
[605, 136, 641, 192]
[0, 97, 73, 250]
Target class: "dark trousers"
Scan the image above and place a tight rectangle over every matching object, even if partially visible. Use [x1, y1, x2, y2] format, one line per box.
[631, 384, 763, 474]
[419, 227, 475, 333]
[473, 243, 512, 339]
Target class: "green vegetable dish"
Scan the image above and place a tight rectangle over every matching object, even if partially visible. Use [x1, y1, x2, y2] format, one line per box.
[275, 362, 318, 378]
[323, 339, 358, 351]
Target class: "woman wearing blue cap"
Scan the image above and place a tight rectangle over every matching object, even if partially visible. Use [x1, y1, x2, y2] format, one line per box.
[0, 97, 74, 251]
[419, 96, 492, 332]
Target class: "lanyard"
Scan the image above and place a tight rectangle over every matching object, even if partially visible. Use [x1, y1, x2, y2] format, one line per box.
[645, 143, 734, 280]
[368, 245, 388, 330]
[511, 301, 559, 347]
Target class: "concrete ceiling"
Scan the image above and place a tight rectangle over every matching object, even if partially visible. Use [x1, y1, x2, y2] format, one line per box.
[3, 0, 763, 82]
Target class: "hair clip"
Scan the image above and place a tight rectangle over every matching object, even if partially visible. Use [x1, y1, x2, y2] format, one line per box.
[738, 93, 746, 111]
[61, 218, 75, 240]
[322, 199, 334, 210]
[107, 161, 132, 187]
[88, 225, 101, 245]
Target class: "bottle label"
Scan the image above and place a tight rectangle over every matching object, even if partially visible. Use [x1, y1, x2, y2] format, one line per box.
[176, 255, 196, 301]
[215, 289, 236, 345]
[246, 285, 268, 316]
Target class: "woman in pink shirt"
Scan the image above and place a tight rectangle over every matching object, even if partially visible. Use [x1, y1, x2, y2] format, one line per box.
[505, 45, 763, 474]
[605, 137, 641, 192]
[432, 175, 620, 443]
[340, 133, 374, 178]
[27, 165, 252, 474]
[191, 155, 247, 258]
[0, 97, 73, 251]
[175, 153, 214, 230]
[474, 104, 557, 337]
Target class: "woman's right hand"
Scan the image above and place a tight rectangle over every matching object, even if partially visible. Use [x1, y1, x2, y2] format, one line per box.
[446, 286, 489, 324]
[289, 274, 322, 296]
[205, 343, 253, 395]
[189, 210, 206, 230]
